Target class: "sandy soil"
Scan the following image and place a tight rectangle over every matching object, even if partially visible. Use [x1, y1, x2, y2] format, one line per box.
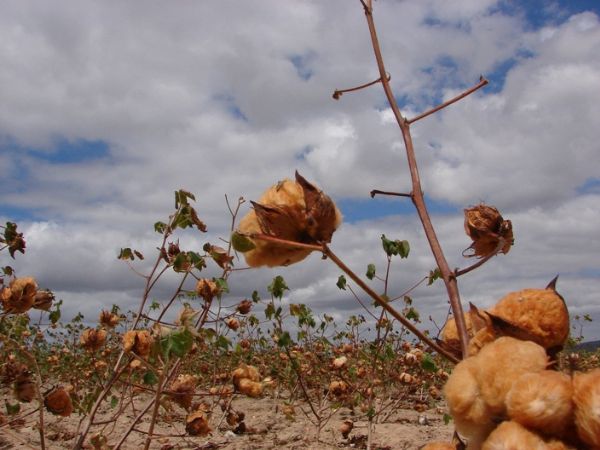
[0, 393, 454, 450]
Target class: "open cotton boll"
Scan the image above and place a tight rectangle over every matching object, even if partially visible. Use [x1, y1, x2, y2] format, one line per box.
[444, 357, 496, 449]
[506, 370, 573, 437]
[573, 368, 600, 448]
[473, 337, 548, 415]
[482, 421, 574, 450]
[236, 172, 342, 267]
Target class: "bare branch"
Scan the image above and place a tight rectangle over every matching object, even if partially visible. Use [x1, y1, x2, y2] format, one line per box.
[407, 77, 488, 124]
[333, 73, 390, 100]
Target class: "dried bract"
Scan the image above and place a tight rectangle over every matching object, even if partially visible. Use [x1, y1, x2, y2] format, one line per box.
[463, 204, 513, 258]
[32, 290, 54, 311]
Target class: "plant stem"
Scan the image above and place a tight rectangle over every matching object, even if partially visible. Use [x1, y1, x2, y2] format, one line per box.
[361, 3, 470, 357]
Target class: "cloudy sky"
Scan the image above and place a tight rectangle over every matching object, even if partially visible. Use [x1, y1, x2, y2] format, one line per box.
[2, 0, 599, 342]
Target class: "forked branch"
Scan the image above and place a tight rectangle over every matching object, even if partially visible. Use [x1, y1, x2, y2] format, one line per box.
[361, 3, 474, 357]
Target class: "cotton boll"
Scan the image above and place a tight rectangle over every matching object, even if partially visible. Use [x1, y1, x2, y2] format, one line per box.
[444, 357, 495, 449]
[572, 368, 600, 448]
[488, 280, 569, 353]
[236, 172, 342, 267]
[420, 443, 456, 450]
[506, 370, 573, 437]
[474, 337, 548, 416]
[482, 421, 573, 450]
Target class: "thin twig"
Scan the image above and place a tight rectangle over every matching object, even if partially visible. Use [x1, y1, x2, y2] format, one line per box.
[370, 189, 412, 198]
[333, 73, 390, 100]
[407, 77, 489, 124]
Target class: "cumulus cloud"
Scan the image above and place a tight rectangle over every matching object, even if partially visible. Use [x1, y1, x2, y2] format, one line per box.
[1, 1, 599, 341]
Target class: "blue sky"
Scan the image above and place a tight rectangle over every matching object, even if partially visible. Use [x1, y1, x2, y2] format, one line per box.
[1, 0, 600, 340]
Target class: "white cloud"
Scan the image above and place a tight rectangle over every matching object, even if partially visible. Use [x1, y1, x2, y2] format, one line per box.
[1, 1, 599, 342]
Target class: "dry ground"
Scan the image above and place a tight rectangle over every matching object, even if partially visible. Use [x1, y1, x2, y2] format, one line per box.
[0, 393, 453, 450]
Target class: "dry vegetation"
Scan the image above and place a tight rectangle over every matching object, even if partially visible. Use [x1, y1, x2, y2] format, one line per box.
[2, 2, 599, 449]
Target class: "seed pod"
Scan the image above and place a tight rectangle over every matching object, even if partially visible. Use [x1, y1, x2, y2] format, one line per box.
[14, 372, 36, 403]
[328, 380, 348, 396]
[332, 356, 348, 370]
[44, 386, 73, 417]
[185, 410, 211, 436]
[169, 374, 197, 410]
[237, 378, 263, 398]
[463, 204, 513, 258]
[339, 419, 354, 438]
[236, 172, 342, 267]
[1, 277, 37, 314]
[225, 317, 240, 331]
[122, 330, 154, 358]
[195, 279, 220, 302]
[80, 328, 107, 352]
[99, 310, 120, 328]
[232, 363, 260, 389]
[236, 299, 253, 315]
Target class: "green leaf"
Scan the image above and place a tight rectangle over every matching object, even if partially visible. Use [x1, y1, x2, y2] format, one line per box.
[277, 331, 292, 348]
[443, 413, 453, 425]
[381, 234, 397, 257]
[252, 290, 260, 302]
[118, 248, 134, 261]
[265, 303, 275, 320]
[398, 240, 410, 258]
[110, 395, 119, 409]
[404, 307, 420, 322]
[2, 266, 14, 276]
[143, 370, 158, 386]
[268, 276, 289, 300]
[154, 221, 168, 234]
[336, 275, 347, 290]
[403, 295, 413, 306]
[231, 232, 256, 253]
[166, 328, 194, 357]
[427, 268, 442, 285]
[175, 189, 195, 208]
[215, 278, 229, 296]
[366, 264, 376, 280]
[421, 353, 438, 373]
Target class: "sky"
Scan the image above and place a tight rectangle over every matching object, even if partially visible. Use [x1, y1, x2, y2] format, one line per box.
[1, 0, 599, 342]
